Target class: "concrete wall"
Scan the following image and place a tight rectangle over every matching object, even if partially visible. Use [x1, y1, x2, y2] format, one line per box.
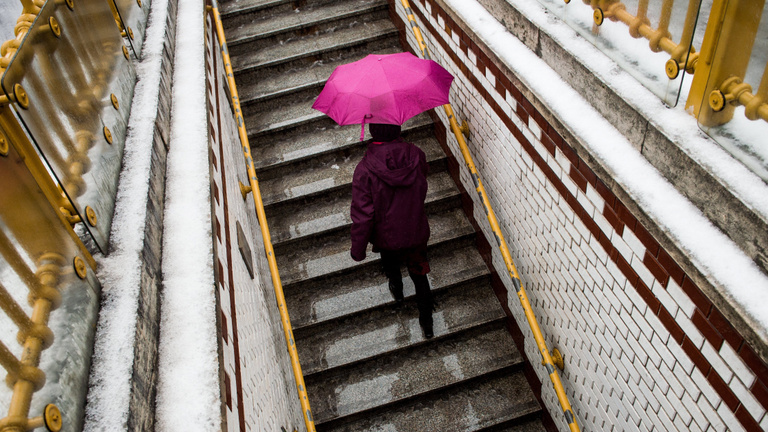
[390, 1, 768, 431]
[204, 10, 305, 432]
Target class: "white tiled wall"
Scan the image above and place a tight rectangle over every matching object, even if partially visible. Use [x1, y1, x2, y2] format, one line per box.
[394, 1, 768, 431]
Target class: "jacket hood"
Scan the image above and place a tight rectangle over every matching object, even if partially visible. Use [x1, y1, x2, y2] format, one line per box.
[363, 139, 421, 187]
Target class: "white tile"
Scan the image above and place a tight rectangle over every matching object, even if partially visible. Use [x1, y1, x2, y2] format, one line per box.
[666, 339, 694, 374]
[673, 362, 701, 401]
[716, 400, 746, 432]
[622, 228, 647, 258]
[690, 366, 722, 408]
[701, 342, 733, 383]
[697, 396, 726, 432]
[631, 253, 655, 288]
[666, 279, 695, 318]
[719, 342, 756, 388]
[677, 311, 705, 349]
[729, 374, 766, 421]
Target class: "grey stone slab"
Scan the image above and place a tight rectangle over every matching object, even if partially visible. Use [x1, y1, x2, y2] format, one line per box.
[308, 324, 521, 423]
[481, 418, 548, 432]
[276, 207, 475, 285]
[269, 170, 458, 247]
[296, 281, 506, 375]
[260, 135, 445, 206]
[238, 46, 401, 104]
[231, 18, 395, 73]
[219, 0, 289, 17]
[225, 0, 388, 47]
[287, 242, 490, 329]
[251, 114, 433, 170]
[319, 369, 541, 432]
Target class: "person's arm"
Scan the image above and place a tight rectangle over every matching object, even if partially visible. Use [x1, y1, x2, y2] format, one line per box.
[350, 166, 374, 261]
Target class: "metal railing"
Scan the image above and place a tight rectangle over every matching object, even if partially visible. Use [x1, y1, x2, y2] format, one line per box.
[208, 2, 316, 431]
[0, 0, 141, 429]
[572, 0, 767, 127]
[399, 1, 581, 431]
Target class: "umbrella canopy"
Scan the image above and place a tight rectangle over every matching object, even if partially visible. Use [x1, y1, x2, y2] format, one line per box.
[312, 52, 454, 126]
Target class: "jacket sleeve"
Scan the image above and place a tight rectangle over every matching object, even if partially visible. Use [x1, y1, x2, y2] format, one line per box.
[350, 165, 374, 261]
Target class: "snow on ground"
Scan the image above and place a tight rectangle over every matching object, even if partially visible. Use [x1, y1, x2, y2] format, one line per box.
[442, 0, 768, 332]
[85, 0, 220, 427]
[0, 2, 21, 43]
[83, 0, 171, 428]
[155, 0, 220, 428]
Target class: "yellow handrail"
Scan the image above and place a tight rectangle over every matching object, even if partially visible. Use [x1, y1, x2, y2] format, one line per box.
[208, 2, 316, 431]
[399, 1, 580, 431]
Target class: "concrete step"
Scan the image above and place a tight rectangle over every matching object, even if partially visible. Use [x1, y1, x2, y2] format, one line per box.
[238, 46, 401, 106]
[231, 18, 396, 76]
[296, 279, 506, 376]
[225, 0, 389, 50]
[286, 241, 490, 329]
[251, 113, 432, 171]
[478, 418, 549, 432]
[268, 169, 458, 248]
[259, 134, 445, 205]
[308, 322, 522, 424]
[275, 206, 474, 286]
[317, 368, 541, 432]
[219, 0, 294, 17]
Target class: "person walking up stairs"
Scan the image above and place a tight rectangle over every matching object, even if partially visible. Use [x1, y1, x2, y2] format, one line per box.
[350, 123, 436, 338]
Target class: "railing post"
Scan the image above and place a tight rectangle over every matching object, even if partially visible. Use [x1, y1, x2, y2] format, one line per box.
[686, 0, 765, 126]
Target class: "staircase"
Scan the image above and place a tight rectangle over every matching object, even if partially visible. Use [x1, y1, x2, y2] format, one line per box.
[220, 0, 547, 430]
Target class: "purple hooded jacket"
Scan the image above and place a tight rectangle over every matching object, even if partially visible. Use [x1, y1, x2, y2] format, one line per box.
[350, 138, 430, 261]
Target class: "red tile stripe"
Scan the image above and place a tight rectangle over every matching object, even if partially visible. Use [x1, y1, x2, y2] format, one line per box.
[400, 0, 768, 428]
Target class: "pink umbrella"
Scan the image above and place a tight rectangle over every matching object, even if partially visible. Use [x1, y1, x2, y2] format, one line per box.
[312, 52, 454, 139]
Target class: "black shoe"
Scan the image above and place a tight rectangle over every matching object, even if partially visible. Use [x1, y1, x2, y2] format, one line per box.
[419, 313, 433, 339]
[388, 281, 404, 303]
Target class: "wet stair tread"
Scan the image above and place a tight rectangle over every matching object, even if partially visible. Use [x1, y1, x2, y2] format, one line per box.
[268, 170, 457, 246]
[275, 207, 474, 286]
[220, 0, 286, 16]
[296, 280, 506, 376]
[251, 114, 431, 171]
[245, 89, 325, 136]
[238, 46, 401, 104]
[308, 324, 521, 423]
[287, 242, 490, 329]
[231, 18, 396, 73]
[260, 135, 444, 206]
[479, 419, 549, 432]
[319, 369, 541, 432]
[225, 0, 388, 46]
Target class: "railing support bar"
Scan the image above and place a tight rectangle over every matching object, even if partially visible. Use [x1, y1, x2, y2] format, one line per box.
[399, 1, 580, 431]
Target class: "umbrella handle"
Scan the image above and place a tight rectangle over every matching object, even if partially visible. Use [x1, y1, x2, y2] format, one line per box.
[360, 114, 373, 141]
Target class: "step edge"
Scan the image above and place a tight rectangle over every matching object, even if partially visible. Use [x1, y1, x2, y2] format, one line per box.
[226, 1, 390, 47]
[232, 25, 398, 74]
[290, 268, 491, 332]
[312, 364, 536, 428]
[278, 217, 476, 287]
[302, 316, 510, 378]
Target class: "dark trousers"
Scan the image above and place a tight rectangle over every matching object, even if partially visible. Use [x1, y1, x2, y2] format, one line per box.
[380, 246, 433, 314]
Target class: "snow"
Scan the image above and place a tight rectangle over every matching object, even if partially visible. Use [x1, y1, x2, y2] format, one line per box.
[155, 0, 220, 427]
[442, 0, 768, 332]
[83, 0, 171, 429]
[0, 2, 21, 43]
[85, 0, 220, 427]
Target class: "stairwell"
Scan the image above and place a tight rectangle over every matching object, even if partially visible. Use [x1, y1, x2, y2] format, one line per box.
[220, 0, 547, 429]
